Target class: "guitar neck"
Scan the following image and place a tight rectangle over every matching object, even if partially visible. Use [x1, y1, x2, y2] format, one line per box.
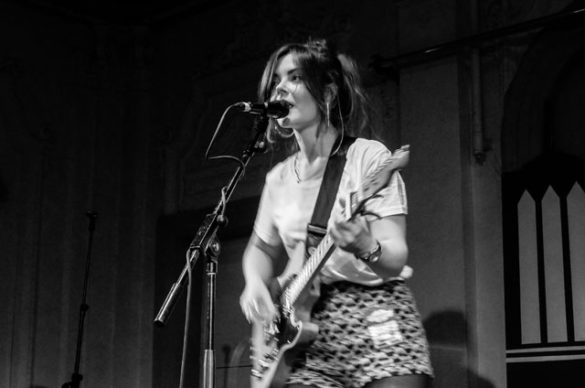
[281, 233, 336, 308]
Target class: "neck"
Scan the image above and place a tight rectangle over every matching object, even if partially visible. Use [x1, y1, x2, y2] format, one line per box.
[294, 123, 338, 162]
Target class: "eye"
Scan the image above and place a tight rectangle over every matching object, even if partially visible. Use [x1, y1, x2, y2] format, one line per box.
[290, 73, 303, 83]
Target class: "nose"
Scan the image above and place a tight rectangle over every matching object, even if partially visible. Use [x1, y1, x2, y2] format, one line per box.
[274, 79, 288, 98]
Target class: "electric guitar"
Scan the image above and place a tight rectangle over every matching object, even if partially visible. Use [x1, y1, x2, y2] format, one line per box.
[249, 145, 410, 388]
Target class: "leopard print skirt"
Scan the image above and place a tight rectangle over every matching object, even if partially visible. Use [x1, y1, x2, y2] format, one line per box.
[286, 280, 433, 388]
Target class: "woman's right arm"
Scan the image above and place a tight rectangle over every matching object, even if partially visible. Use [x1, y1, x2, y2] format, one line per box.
[240, 232, 283, 322]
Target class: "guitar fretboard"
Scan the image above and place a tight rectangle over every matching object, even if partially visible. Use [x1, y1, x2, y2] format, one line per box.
[281, 233, 335, 308]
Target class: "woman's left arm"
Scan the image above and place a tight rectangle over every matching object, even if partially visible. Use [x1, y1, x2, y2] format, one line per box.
[366, 214, 408, 278]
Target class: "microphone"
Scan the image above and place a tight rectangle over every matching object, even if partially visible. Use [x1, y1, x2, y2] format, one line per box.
[235, 100, 289, 118]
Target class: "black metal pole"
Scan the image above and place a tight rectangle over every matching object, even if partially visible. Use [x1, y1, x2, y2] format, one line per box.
[154, 119, 267, 327]
[202, 240, 220, 388]
[62, 211, 98, 388]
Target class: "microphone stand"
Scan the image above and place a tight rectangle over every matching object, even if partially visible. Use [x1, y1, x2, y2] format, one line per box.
[62, 211, 98, 388]
[154, 117, 268, 388]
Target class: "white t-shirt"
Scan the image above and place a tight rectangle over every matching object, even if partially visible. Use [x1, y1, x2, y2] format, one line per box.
[253, 138, 408, 285]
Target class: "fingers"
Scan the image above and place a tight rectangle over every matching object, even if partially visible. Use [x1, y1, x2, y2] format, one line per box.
[241, 299, 261, 323]
[241, 297, 257, 322]
[332, 215, 367, 238]
[330, 214, 374, 254]
[240, 289, 276, 324]
[329, 222, 358, 251]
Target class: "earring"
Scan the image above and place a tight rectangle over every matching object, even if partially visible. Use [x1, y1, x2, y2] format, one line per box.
[326, 101, 331, 128]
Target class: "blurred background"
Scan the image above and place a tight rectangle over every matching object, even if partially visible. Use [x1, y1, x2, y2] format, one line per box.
[1, 0, 584, 387]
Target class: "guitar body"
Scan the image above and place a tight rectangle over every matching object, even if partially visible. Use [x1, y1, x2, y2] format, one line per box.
[250, 279, 321, 388]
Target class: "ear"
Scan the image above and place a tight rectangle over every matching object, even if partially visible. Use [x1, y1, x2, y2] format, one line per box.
[325, 84, 338, 105]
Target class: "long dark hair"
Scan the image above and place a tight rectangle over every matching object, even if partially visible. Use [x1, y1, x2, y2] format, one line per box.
[258, 38, 371, 148]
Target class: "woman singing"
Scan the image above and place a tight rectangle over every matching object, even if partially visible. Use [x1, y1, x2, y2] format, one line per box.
[239, 38, 433, 388]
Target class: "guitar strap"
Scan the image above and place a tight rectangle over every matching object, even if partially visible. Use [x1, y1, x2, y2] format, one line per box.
[305, 135, 356, 260]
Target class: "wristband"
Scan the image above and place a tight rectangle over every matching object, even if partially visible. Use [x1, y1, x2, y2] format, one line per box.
[355, 241, 382, 263]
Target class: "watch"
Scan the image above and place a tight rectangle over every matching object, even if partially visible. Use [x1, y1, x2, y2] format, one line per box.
[355, 241, 382, 263]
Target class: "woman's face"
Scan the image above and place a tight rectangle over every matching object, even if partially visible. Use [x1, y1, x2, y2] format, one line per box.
[271, 53, 321, 130]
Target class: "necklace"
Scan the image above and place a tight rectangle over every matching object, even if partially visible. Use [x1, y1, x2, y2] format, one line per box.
[293, 153, 301, 183]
